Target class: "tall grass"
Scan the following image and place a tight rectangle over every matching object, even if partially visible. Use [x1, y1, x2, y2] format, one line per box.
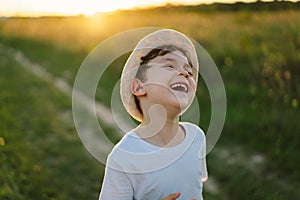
[0, 7, 299, 199]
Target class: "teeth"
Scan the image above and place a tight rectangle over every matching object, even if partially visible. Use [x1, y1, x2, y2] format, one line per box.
[170, 83, 188, 92]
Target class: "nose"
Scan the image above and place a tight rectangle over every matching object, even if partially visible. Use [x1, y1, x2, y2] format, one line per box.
[178, 69, 189, 78]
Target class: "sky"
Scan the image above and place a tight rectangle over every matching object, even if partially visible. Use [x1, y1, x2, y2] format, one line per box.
[0, 0, 257, 17]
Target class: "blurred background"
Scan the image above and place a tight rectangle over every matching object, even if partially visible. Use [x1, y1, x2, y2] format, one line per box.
[0, 0, 300, 199]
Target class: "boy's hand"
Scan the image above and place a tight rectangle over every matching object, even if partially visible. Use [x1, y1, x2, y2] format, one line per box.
[160, 192, 197, 200]
[160, 192, 181, 200]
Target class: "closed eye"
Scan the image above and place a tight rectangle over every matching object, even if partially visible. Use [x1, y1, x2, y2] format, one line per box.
[184, 65, 195, 77]
[185, 68, 194, 76]
[164, 65, 174, 69]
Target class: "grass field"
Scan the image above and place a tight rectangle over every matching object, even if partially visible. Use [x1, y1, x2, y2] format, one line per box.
[0, 4, 300, 200]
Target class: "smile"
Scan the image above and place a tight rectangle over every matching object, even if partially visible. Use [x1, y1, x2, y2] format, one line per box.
[170, 82, 188, 93]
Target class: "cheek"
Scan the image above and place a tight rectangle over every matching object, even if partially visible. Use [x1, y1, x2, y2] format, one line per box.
[145, 84, 168, 96]
[145, 70, 167, 84]
[190, 78, 197, 92]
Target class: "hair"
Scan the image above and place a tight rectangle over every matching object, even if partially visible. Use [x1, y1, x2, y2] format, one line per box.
[133, 44, 193, 116]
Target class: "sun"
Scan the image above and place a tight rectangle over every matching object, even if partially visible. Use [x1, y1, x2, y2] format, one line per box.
[1, 0, 201, 17]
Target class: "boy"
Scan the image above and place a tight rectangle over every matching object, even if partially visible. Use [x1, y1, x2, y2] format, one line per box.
[99, 29, 208, 200]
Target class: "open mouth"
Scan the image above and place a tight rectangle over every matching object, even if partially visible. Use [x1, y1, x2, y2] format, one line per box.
[170, 82, 188, 93]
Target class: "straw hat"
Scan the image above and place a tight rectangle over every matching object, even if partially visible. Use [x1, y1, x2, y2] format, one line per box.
[120, 29, 199, 122]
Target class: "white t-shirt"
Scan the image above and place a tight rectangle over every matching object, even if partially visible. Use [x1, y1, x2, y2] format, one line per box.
[99, 122, 208, 200]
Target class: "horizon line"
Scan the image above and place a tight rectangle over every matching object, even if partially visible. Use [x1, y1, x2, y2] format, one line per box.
[0, 0, 298, 18]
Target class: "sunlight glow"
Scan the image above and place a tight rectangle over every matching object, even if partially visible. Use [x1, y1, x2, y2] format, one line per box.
[0, 0, 211, 16]
[0, 0, 280, 17]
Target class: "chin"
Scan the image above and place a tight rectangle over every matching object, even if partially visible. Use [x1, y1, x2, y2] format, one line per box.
[171, 102, 189, 114]
[166, 95, 191, 114]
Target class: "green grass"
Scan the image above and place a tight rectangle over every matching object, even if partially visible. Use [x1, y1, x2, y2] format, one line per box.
[208, 145, 300, 200]
[0, 7, 300, 199]
[0, 35, 85, 85]
[0, 45, 103, 199]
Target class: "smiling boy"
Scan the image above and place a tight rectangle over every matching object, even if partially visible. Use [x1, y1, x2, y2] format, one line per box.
[99, 29, 208, 200]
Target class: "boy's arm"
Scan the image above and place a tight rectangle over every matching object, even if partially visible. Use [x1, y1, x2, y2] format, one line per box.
[199, 133, 208, 182]
[201, 157, 208, 182]
[99, 165, 133, 200]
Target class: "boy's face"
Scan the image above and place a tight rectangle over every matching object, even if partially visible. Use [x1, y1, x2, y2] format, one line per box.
[141, 50, 197, 114]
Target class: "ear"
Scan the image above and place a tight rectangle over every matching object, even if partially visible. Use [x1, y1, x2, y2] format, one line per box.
[130, 78, 146, 96]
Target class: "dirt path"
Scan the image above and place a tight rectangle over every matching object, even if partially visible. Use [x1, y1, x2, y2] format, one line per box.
[1, 44, 118, 152]
[5, 45, 119, 129]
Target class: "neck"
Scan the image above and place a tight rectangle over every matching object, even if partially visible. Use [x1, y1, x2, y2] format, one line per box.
[136, 105, 184, 147]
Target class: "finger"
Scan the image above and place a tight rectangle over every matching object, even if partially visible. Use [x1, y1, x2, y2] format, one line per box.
[171, 192, 181, 199]
[160, 192, 181, 200]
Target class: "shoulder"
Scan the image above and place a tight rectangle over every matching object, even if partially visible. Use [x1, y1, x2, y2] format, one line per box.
[105, 131, 138, 171]
[109, 131, 141, 154]
[107, 130, 156, 164]
[180, 122, 205, 139]
[181, 122, 207, 159]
